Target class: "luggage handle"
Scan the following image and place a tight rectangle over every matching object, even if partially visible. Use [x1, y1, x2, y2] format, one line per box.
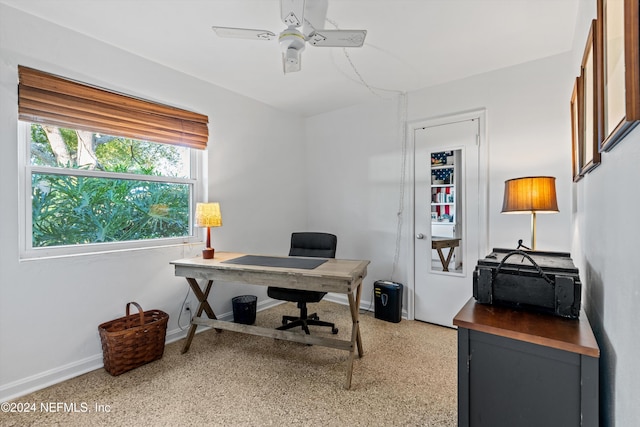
[125, 302, 145, 326]
[493, 250, 553, 285]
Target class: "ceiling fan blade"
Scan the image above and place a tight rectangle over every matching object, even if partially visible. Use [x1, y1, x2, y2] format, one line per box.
[211, 26, 275, 41]
[308, 29, 367, 47]
[281, 0, 305, 27]
[302, 0, 328, 36]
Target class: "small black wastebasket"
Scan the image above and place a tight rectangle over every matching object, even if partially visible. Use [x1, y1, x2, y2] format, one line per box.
[374, 281, 403, 323]
[232, 295, 257, 325]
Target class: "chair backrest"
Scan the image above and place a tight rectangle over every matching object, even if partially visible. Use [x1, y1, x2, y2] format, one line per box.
[288, 232, 337, 258]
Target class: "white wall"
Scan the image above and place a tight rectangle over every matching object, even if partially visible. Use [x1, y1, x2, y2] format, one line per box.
[305, 52, 575, 314]
[570, 1, 640, 425]
[574, 129, 640, 427]
[306, 96, 408, 307]
[408, 53, 575, 253]
[3, 3, 633, 424]
[0, 4, 306, 401]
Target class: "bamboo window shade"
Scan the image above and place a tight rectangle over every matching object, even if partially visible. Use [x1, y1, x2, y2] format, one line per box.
[18, 66, 209, 149]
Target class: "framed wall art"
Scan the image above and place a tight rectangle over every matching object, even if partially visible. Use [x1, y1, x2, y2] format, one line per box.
[580, 20, 601, 174]
[597, 0, 640, 151]
[571, 76, 583, 182]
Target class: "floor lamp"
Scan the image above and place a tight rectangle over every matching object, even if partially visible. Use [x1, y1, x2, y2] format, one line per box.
[501, 176, 558, 251]
[195, 202, 222, 259]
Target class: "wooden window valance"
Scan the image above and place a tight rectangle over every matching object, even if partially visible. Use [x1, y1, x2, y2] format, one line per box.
[18, 66, 209, 149]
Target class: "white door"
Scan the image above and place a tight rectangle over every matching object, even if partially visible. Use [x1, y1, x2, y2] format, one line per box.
[414, 118, 482, 327]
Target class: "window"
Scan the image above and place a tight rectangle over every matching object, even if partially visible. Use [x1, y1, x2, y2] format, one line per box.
[18, 66, 208, 258]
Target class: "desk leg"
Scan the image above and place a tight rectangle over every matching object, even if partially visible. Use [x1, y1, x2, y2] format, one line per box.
[181, 278, 219, 354]
[345, 279, 364, 389]
[443, 247, 456, 271]
[436, 248, 449, 272]
[436, 247, 457, 272]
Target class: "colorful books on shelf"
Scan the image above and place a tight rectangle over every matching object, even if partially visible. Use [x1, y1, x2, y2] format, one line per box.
[433, 189, 455, 203]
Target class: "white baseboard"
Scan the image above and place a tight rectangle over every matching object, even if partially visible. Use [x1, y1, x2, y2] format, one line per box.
[0, 296, 395, 403]
[323, 293, 375, 313]
[0, 298, 285, 403]
[324, 293, 407, 319]
[0, 354, 103, 403]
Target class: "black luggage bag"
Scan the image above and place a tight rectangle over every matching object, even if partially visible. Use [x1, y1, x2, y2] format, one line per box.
[472, 248, 581, 319]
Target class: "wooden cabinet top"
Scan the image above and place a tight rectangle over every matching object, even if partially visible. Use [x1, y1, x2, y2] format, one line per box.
[453, 298, 599, 358]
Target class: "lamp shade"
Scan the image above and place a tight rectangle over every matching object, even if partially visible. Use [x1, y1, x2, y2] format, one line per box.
[501, 176, 559, 214]
[195, 202, 222, 227]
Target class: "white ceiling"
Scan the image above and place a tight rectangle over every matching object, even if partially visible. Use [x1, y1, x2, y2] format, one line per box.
[1, 0, 579, 117]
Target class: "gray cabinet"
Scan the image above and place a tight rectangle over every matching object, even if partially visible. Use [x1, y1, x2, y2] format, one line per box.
[454, 299, 599, 427]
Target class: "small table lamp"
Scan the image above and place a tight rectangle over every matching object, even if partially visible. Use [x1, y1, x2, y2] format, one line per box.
[501, 176, 559, 250]
[195, 202, 222, 259]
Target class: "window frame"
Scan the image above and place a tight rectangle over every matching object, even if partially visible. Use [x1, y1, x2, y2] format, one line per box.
[18, 121, 205, 260]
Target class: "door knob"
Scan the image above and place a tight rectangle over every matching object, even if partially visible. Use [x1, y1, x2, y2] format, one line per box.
[416, 233, 425, 239]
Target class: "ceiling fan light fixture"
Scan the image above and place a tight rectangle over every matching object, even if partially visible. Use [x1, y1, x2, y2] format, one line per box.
[283, 48, 302, 73]
[279, 28, 305, 73]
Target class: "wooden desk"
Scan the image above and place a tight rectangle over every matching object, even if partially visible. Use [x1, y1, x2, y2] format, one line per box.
[170, 252, 370, 389]
[453, 299, 599, 426]
[432, 236, 461, 271]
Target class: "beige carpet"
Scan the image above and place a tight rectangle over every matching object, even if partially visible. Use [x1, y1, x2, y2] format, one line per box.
[2, 301, 457, 426]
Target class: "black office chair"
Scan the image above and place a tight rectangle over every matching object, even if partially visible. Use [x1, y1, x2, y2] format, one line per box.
[267, 232, 339, 335]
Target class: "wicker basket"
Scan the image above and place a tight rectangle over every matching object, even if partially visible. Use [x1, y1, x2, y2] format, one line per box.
[98, 302, 169, 376]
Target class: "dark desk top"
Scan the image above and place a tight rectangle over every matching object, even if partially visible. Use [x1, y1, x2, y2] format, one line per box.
[453, 298, 600, 358]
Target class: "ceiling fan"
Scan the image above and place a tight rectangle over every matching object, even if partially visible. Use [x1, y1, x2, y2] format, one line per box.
[212, 0, 367, 73]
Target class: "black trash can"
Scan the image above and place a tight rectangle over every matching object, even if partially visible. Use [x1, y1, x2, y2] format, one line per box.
[232, 295, 257, 325]
[374, 281, 403, 323]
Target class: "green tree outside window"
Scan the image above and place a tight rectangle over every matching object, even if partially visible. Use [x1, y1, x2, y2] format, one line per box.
[29, 124, 191, 248]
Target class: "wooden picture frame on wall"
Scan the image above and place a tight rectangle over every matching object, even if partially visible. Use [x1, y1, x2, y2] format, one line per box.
[597, 0, 640, 151]
[581, 20, 601, 174]
[571, 76, 583, 182]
